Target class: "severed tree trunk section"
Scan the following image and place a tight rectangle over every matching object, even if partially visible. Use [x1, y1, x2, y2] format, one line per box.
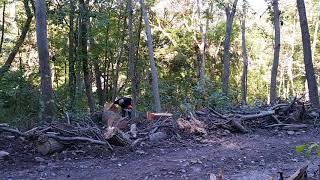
[104, 127, 132, 146]
[37, 138, 64, 155]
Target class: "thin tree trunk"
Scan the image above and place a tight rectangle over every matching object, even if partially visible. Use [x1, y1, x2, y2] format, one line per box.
[0, 0, 32, 78]
[197, 0, 205, 85]
[269, 0, 281, 104]
[140, 0, 161, 112]
[199, 2, 213, 86]
[297, 0, 320, 109]
[35, 0, 54, 122]
[0, 1, 5, 54]
[241, 0, 248, 104]
[128, 0, 138, 117]
[68, 0, 76, 109]
[135, 7, 143, 96]
[311, 0, 320, 61]
[79, 0, 95, 113]
[111, 14, 127, 102]
[222, 0, 239, 95]
[89, 23, 104, 110]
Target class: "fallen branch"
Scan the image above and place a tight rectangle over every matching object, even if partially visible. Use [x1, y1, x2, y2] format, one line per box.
[46, 134, 110, 146]
[265, 124, 308, 130]
[288, 162, 308, 180]
[0, 126, 26, 137]
[208, 108, 227, 119]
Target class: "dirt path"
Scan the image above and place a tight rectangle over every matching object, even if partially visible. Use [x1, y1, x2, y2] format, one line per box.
[1, 128, 320, 180]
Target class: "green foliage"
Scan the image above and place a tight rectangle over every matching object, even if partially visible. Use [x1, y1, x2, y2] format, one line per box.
[296, 143, 320, 160]
[0, 71, 40, 128]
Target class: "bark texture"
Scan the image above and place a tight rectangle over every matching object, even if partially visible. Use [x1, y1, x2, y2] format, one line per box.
[297, 0, 320, 109]
[68, 0, 76, 109]
[0, 0, 32, 78]
[140, 0, 161, 112]
[79, 0, 95, 113]
[241, 0, 248, 104]
[35, 0, 54, 122]
[0, 1, 5, 54]
[222, 0, 239, 95]
[270, 0, 281, 104]
[128, 0, 138, 117]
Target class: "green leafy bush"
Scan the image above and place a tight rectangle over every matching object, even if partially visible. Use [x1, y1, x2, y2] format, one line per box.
[296, 143, 320, 160]
[0, 71, 40, 128]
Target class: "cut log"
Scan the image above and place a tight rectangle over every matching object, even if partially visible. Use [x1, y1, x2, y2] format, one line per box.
[130, 124, 137, 138]
[176, 117, 207, 135]
[147, 112, 173, 121]
[104, 127, 131, 146]
[288, 162, 308, 180]
[102, 108, 128, 130]
[230, 119, 248, 133]
[37, 138, 64, 155]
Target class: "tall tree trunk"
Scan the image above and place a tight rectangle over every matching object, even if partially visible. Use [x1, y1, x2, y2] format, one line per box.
[0, 0, 32, 78]
[0, 1, 5, 54]
[196, 0, 205, 85]
[241, 0, 248, 104]
[35, 0, 54, 122]
[111, 14, 127, 102]
[89, 23, 104, 110]
[140, 0, 161, 112]
[68, 0, 76, 109]
[312, 0, 320, 61]
[135, 7, 143, 97]
[222, 0, 239, 95]
[128, 0, 138, 117]
[297, 0, 320, 109]
[198, 1, 213, 86]
[79, 0, 95, 113]
[269, 0, 281, 104]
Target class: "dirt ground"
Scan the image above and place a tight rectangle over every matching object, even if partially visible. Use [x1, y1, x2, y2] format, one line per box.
[1, 128, 320, 180]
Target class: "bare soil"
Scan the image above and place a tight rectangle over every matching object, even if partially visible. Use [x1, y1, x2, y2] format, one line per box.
[1, 128, 320, 180]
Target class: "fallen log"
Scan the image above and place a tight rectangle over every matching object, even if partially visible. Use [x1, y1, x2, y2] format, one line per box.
[265, 124, 308, 131]
[230, 119, 248, 133]
[37, 138, 64, 155]
[240, 110, 275, 121]
[147, 112, 173, 121]
[104, 127, 131, 146]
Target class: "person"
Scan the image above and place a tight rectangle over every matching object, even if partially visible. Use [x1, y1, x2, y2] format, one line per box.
[113, 97, 132, 118]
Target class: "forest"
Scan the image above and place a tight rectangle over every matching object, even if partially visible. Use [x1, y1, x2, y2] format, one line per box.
[1, 0, 320, 179]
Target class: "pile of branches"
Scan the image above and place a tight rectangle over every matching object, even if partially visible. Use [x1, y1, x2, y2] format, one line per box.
[178, 97, 317, 134]
[0, 112, 181, 156]
[0, 121, 118, 155]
